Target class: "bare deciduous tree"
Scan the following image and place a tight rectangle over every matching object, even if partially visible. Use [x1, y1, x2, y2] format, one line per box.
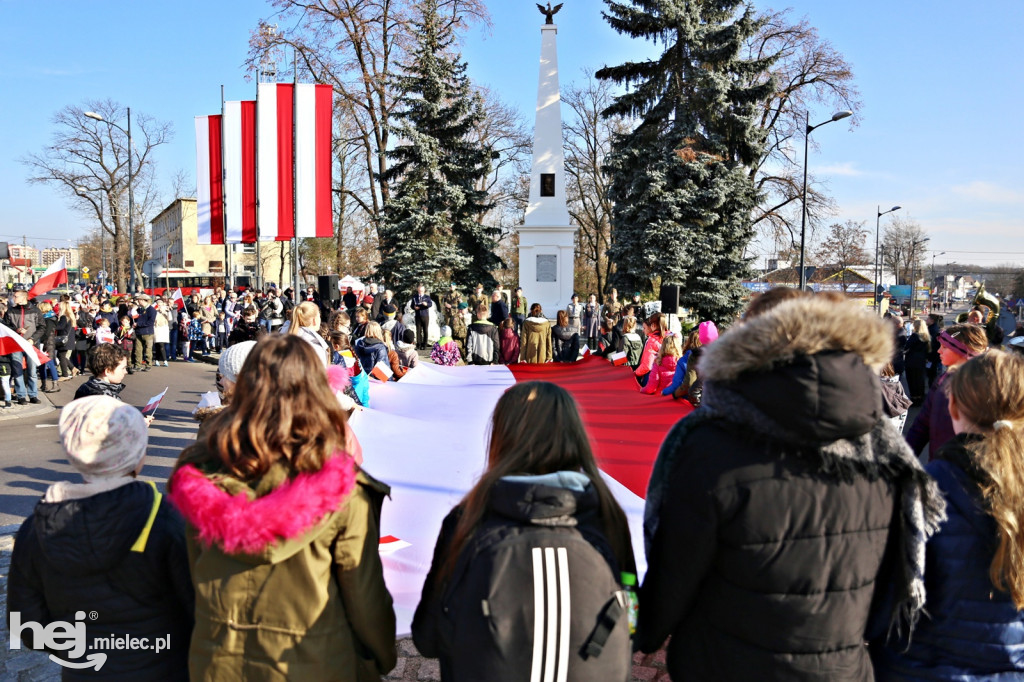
[563, 71, 630, 300]
[22, 100, 172, 293]
[245, 0, 489, 246]
[880, 215, 929, 286]
[745, 10, 862, 249]
[814, 220, 869, 291]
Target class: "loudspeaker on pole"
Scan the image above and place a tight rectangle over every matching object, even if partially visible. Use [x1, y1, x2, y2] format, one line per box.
[659, 284, 681, 314]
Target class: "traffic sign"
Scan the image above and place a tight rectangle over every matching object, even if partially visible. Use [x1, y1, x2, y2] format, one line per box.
[82, 266, 90, 274]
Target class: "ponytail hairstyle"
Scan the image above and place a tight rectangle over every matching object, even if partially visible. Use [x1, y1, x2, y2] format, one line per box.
[646, 312, 668, 337]
[947, 349, 1024, 608]
[437, 382, 632, 584]
[529, 303, 543, 318]
[288, 301, 320, 333]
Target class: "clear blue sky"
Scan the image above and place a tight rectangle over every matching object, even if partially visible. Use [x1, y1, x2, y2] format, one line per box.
[2, 0, 1022, 269]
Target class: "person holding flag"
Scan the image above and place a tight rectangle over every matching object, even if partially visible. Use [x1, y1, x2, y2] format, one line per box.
[2, 289, 43, 404]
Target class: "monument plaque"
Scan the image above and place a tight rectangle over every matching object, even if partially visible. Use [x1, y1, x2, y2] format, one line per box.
[536, 254, 557, 282]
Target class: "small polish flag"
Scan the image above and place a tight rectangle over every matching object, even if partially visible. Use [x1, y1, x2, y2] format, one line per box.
[370, 361, 393, 382]
[27, 256, 68, 299]
[170, 288, 185, 310]
[579, 346, 591, 359]
[0, 322, 36, 357]
[142, 387, 169, 416]
[608, 350, 628, 366]
[378, 535, 411, 554]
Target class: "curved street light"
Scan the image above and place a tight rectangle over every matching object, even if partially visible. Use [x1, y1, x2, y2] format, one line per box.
[873, 205, 901, 313]
[84, 109, 135, 292]
[798, 110, 853, 289]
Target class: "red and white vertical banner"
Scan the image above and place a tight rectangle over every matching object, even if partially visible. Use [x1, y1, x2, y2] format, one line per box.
[223, 101, 258, 243]
[200, 82, 331, 246]
[195, 115, 225, 245]
[256, 83, 294, 241]
[293, 83, 333, 239]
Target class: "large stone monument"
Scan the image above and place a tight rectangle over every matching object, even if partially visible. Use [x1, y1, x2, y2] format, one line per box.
[518, 3, 575, 317]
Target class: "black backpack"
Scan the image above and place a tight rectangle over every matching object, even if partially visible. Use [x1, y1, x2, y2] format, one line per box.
[437, 519, 631, 682]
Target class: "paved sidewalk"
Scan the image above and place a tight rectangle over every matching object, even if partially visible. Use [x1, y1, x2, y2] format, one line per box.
[0, 394, 55, 422]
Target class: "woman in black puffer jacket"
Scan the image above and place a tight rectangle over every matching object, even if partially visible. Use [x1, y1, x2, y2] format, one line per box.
[639, 292, 946, 682]
[903, 318, 931, 405]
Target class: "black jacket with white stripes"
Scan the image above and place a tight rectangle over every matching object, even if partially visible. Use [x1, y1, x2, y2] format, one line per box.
[412, 472, 635, 682]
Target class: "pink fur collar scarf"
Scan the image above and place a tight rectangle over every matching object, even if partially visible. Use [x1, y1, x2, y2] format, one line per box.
[168, 454, 356, 555]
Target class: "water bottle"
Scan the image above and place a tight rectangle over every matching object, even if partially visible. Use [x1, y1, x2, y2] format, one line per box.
[621, 571, 639, 635]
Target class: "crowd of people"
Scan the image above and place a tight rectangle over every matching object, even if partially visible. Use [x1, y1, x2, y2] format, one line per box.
[4, 281, 1024, 680]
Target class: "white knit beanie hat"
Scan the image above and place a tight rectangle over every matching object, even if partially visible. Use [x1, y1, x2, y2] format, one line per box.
[218, 340, 257, 384]
[59, 396, 148, 481]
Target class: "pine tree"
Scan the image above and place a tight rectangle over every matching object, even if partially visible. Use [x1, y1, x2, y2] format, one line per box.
[597, 0, 776, 321]
[376, 0, 496, 299]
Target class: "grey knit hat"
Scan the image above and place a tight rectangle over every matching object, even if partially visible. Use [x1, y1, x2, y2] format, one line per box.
[59, 396, 148, 481]
[218, 340, 257, 384]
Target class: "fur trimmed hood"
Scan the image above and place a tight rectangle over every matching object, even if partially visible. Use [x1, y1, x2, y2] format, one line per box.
[168, 454, 356, 561]
[700, 296, 894, 383]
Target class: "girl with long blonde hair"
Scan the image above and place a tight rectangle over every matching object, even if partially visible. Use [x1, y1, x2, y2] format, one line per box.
[286, 301, 329, 366]
[874, 349, 1024, 677]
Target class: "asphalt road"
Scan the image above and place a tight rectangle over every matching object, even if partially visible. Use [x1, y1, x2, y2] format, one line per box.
[0, 360, 216, 529]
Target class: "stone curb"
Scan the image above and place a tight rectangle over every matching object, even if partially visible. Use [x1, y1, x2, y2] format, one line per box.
[0, 393, 55, 422]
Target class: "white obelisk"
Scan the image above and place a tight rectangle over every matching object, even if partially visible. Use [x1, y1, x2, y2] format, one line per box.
[518, 18, 575, 317]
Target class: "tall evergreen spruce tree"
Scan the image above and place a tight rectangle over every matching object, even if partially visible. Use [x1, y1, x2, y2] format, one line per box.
[376, 0, 496, 299]
[597, 0, 775, 321]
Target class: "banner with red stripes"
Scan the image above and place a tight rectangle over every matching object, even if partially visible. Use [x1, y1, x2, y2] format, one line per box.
[196, 83, 332, 245]
[195, 115, 224, 245]
[224, 101, 257, 243]
[256, 82, 333, 241]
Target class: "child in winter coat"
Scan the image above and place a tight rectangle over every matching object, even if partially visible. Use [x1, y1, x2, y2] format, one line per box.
[671, 321, 719, 407]
[498, 317, 520, 365]
[116, 315, 135, 355]
[187, 310, 205, 361]
[7, 396, 194, 678]
[168, 336, 395, 679]
[622, 316, 644, 370]
[642, 332, 682, 394]
[872, 349, 1024, 678]
[431, 325, 462, 367]
[880, 362, 912, 433]
[412, 381, 636, 681]
[634, 313, 667, 387]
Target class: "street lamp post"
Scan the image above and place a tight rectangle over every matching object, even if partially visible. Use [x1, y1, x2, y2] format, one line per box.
[874, 205, 901, 313]
[931, 250, 945, 313]
[799, 109, 853, 290]
[84, 109, 134, 293]
[910, 237, 929, 316]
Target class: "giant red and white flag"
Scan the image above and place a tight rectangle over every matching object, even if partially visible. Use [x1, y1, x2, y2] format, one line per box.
[195, 115, 225, 245]
[0, 321, 36, 357]
[257, 83, 333, 240]
[27, 256, 67, 299]
[223, 101, 257, 243]
[348, 356, 691, 635]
